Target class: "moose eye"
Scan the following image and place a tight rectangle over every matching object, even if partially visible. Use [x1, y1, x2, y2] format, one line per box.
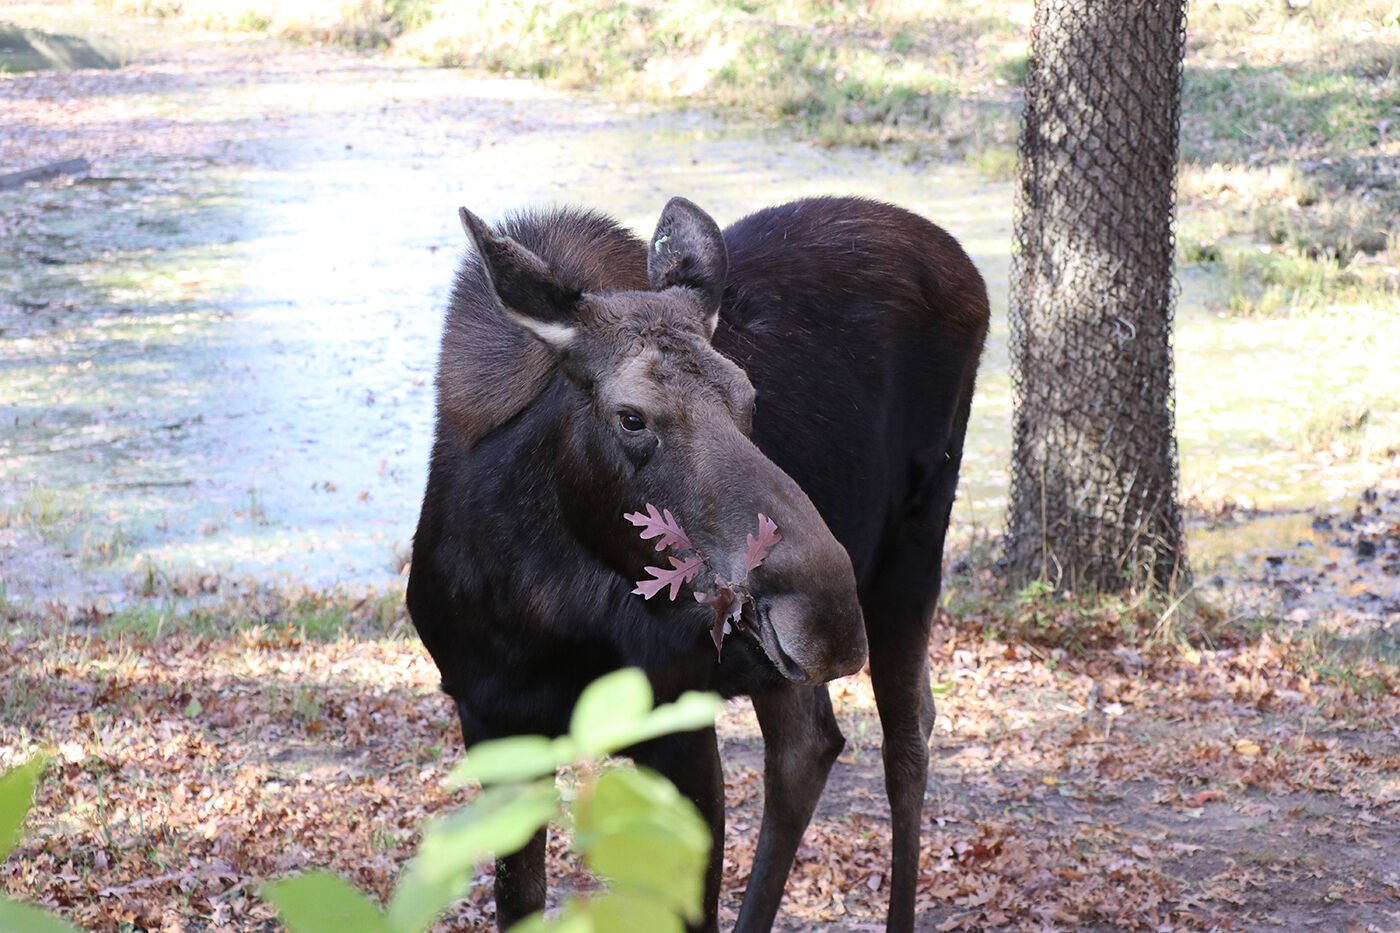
[618, 410, 646, 433]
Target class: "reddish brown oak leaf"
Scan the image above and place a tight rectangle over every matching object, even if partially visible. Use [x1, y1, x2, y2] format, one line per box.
[624, 503, 693, 552]
[695, 582, 744, 656]
[743, 513, 782, 573]
[632, 555, 704, 601]
[625, 505, 784, 659]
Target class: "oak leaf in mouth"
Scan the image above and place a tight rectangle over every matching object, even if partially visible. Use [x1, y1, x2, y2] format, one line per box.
[624, 506, 782, 658]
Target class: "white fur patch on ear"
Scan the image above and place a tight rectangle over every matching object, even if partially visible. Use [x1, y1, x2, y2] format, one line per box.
[507, 310, 577, 351]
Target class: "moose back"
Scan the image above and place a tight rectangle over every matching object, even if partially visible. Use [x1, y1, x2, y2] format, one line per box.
[408, 195, 988, 931]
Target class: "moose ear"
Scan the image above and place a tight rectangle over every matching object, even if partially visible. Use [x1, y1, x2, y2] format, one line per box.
[459, 206, 582, 350]
[648, 197, 728, 334]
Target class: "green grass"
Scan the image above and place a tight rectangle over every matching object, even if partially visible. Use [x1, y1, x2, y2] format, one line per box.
[1181, 65, 1393, 163]
[1259, 617, 1400, 696]
[1217, 247, 1383, 317]
[0, 483, 71, 533]
[14, 588, 410, 644]
[400, 0, 1022, 160]
[286, 683, 323, 724]
[1295, 404, 1373, 456]
[943, 567, 1397, 691]
[102, 605, 173, 639]
[1168, 0, 1400, 325]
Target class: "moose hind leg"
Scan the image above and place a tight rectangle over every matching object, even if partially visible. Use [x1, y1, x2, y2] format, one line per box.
[734, 684, 845, 933]
[867, 441, 965, 932]
[868, 626, 936, 933]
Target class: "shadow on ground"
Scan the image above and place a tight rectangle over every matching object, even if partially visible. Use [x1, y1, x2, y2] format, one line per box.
[0, 23, 118, 73]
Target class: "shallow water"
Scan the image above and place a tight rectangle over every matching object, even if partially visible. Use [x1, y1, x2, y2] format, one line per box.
[1, 52, 1015, 607]
[4, 20, 1392, 619]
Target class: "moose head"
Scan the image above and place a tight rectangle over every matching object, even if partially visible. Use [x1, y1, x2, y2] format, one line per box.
[456, 198, 867, 685]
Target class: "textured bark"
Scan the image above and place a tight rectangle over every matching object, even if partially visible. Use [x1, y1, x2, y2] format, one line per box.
[1005, 0, 1190, 594]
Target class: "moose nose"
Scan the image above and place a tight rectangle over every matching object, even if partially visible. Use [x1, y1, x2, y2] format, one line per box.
[694, 423, 866, 684]
[756, 583, 867, 685]
[740, 475, 867, 684]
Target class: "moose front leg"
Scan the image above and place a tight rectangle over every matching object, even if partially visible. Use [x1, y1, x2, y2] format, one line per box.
[495, 828, 547, 929]
[453, 698, 550, 930]
[629, 724, 725, 933]
[734, 684, 845, 933]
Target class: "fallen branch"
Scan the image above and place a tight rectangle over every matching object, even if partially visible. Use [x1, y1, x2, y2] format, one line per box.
[0, 157, 91, 190]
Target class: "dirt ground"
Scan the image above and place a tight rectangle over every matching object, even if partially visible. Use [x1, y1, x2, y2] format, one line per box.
[2, 6, 1398, 933]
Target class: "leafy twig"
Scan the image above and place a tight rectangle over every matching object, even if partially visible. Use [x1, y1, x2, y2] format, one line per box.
[694, 582, 744, 655]
[624, 507, 782, 658]
[743, 514, 782, 573]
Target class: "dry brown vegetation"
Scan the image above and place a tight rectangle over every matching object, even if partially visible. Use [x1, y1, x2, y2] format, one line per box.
[3, 589, 1398, 931]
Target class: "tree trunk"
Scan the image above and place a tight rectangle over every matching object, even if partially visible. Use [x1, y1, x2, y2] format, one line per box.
[1004, 0, 1190, 594]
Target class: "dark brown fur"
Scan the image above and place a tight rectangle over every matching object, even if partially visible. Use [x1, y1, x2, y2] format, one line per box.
[410, 196, 988, 933]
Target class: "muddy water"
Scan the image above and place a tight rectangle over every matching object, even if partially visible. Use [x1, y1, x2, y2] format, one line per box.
[1, 51, 1014, 607]
[1190, 493, 1400, 630]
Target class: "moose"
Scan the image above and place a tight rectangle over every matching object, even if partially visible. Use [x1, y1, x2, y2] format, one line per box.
[407, 194, 988, 931]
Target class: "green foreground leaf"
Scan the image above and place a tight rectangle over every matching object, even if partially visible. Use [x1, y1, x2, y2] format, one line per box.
[260, 872, 392, 933]
[569, 669, 654, 756]
[0, 755, 47, 862]
[574, 767, 710, 922]
[387, 780, 558, 933]
[628, 691, 723, 746]
[508, 903, 594, 933]
[255, 670, 721, 933]
[591, 890, 687, 933]
[446, 734, 574, 788]
[0, 899, 83, 933]
[570, 670, 723, 758]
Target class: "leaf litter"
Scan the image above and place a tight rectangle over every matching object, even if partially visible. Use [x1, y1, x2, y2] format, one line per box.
[3, 576, 1396, 931]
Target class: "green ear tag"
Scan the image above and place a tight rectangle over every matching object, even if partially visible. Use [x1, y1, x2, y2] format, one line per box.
[653, 234, 670, 253]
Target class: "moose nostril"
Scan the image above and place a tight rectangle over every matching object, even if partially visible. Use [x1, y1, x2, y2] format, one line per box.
[753, 598, 816, 684]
